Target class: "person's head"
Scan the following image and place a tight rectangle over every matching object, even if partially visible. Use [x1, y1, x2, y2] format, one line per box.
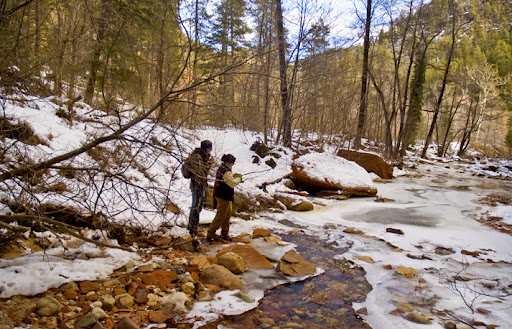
[200, 140, 212, 154]
[221, 154, 236, 167]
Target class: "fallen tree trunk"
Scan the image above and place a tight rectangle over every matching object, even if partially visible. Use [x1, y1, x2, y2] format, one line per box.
[0, 214, 133, 252]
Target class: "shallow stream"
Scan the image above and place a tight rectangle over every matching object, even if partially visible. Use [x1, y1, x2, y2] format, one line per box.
[199, 232, 372, 329]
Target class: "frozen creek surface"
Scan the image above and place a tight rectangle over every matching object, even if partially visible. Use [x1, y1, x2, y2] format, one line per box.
[225, 161, 512, 329]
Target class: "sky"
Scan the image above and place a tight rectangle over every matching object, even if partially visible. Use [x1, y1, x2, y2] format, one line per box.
[1, 95, 512, 329]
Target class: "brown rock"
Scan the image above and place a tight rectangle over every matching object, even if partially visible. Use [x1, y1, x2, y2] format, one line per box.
[140, 270, 178, 288]
[386, 227, 404, 235]
[252, 228, 271, 238]
[154, 237, 172, 246]
[405, 311, 431, 324]
[275, 194, 314, 212]
[36, 296, 62, 317]
[74, 313, 98, 328]
[355, 255, 374, 263]
[80, 281, 101, 293]
[276, 250, 316, 277]
[148, 310, 170, 324]
[117, 316, 140, 329]
[60, 282, 78, 292]
[64, 289, 78, 300]
[172, 236, 196, 252]
[205, 284, 220, 293]
[218, 252, 246, 274]
[396, 302, 414, 313]
[189, 255, 211, 270]
[291, 158, 378, 197]
[395, 266, 420, 279]
[343, 227, 365, 235]
[216, 245, 274, 270]
[160, 292, 189, 314]
[443, 321, 457, 329]
[115, 293, 134, 309]
[200, 264, 244, 290]
[336, 149, 394, 179]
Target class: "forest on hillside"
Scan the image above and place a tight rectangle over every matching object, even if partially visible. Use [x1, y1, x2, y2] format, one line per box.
[1, 0, 512, 159]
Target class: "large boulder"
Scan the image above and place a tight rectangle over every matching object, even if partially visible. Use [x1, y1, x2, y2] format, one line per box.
[291, 152, 377, 196]
[216, 245, 274, 270]
[336, 149, 393, 179]
[200, 264, 245, 290]
[276, 250, 316, 277]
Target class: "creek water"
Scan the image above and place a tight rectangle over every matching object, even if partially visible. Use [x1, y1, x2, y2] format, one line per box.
[194, 162, 512, 329]
[198, 232, 372, 329]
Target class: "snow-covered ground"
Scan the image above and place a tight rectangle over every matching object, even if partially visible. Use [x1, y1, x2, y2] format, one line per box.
[1, 96, 511, 328]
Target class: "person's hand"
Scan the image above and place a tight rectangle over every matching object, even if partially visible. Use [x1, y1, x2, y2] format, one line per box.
[236, 173, 243, 182]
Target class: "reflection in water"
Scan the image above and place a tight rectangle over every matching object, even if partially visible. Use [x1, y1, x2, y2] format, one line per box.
[345, 207, 440, 227]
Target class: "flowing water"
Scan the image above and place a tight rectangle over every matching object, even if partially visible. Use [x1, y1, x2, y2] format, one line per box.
[198, 232, 372, 329]
[195, 163, 512, 329]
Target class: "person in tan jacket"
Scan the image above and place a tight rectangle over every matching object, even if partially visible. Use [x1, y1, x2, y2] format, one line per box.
[207, 154, 242, 242]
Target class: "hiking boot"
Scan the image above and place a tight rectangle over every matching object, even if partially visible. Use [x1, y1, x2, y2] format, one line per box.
[192, 238, 201, 251]
[220, 236, 233, 243]
[206, 235, 220, 242]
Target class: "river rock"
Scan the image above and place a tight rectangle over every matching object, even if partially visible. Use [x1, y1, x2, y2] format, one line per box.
[74, 313, 98, 328]
[276, 250, 316, 277]
[405, 311, 431, 324]
[100, 295, 115, 311]
[36, 296, 62, 317]
[233, 291, 255, 303]
[137, 264, 155, 272]
[396, 302, 414, 313]
[115, 293, 134, 309]
[172, 236, 195, 252]
[181, 282, 195, 295]
[275, 194, 314, 211]
[60, 282, 78, 292]
[218, 252, 246, 274]
[117, 316, 139, 329]
[252, 228, 271, 238]
[395, 266, 420, 279]
[140, 269, 178, 288]
[197, 290, 214, 301]
[355, 255, 374, 263]
[80, 280, 101, 293]
[161, 292, 189, 314]
[91, 307, 107, 319]
[190, 254, 211, 270]
[200, 264, 244, 290]
[217, 245, 274, 270]
[336, 149, 394, 179]
[147, 293, 159, 307]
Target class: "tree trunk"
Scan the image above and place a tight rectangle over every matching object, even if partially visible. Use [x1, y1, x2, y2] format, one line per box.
[275, 0, 291, 147]
[84, 0, 108, 105]
[354, 0, 372, 149]
[421, 0, 456, 158]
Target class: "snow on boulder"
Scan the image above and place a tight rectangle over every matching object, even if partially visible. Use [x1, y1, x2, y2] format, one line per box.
[291, 152, 378, 196]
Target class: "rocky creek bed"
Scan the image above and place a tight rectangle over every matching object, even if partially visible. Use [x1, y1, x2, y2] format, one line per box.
[198, 232, 372, 329]
[0, 229, 372, 329]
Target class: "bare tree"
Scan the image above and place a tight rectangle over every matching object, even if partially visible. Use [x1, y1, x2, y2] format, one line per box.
[354, 0, 373, 149]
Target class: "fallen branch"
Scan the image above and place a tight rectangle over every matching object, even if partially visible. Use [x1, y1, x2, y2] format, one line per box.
[258, 173, 292, 192]
[0, 214, 133, 252]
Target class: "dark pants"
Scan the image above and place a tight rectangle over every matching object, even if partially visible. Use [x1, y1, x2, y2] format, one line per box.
[188, 186, 205, 236]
